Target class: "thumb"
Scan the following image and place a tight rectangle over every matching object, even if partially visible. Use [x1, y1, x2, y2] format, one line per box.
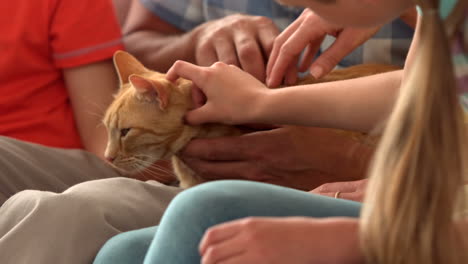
[191, 85, 206, 109]
[184, 104, 217, 125]
[310, 28, 376, 79]
[309, 35, 357, 79]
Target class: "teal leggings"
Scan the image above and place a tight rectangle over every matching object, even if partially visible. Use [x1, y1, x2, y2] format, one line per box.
[93, 180, 361, 264]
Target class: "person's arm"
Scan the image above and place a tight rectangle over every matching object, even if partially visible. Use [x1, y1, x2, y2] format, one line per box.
[170, 18, 424, 132]
[266, 6, 417, 88]
[180, 126, 373, 190]
[112, 0, 132, 26]
[199, 217, 363, 264]
[63, 60, 118, 159]
[122, 0, 191, 72]
[123, 0, 279, 82]
[167, 60, 402, 132]
[256, 70, 402, 132]
[266, 8, 382, 87]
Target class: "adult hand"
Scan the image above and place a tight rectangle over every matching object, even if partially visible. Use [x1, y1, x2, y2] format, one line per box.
[266, 8, 380, 87]
[167, 61, 268, 125]
[191, 14, 280, 82]
[179, 126, 372, 191]
[199, 217, 363, 264]
[310, 179, 368, 202]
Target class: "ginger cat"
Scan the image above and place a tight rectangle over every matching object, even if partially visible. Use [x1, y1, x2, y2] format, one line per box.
[103, 51, 399, 188]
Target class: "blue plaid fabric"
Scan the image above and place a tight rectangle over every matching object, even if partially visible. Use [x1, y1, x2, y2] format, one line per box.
[141, 0, 414, 67]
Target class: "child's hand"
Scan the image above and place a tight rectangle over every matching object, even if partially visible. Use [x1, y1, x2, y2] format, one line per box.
[266, 8, 380, 87]
[199, 217, 364, 264]
[167, 61, 269, 125]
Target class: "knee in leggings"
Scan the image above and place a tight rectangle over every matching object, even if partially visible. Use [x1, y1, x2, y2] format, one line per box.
[93, 226, 157, 264]
[165, 181, 253, 221]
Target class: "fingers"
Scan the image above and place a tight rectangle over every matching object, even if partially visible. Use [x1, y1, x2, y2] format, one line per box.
[201, 241, 245, 264]
[257, 20, 280, 60]
[266, 18, 302, 87]
[266, 16, 301, 78]
[317, 191, 364, 202]
[310, 179, 368, 202]
[268, 21, 323, 87]
[233, 30, 266, 81]
[215, 256, 248, 264]
[181, 159, 247, 180]
[284, 55, 300, 86]
[166, 60, 206, 83]
[180, 136, 253, 161]
[311, 180, 365, 193]
[182, 158, 273, 181]
[190, 85, 206, 109]
[214, 38, 240, 67]
[309, 28, 376, 79]
[298, 38, 323, 72]
[193, 15, 278, 82]
[196, 42, 218, 67]
[185, 103, 222, 125]
[199, 223, 242, 256]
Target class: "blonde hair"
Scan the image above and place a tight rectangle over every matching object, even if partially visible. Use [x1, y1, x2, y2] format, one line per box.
[360, 0, 467, 263]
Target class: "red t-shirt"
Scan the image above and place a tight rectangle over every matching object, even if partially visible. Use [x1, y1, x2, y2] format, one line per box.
[0, 0, 124, 148]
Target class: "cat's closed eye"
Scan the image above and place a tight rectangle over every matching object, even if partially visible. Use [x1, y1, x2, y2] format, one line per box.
[120, 128, 131, 137]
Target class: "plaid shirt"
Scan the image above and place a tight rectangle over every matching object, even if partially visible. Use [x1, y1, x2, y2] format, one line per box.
[141, 0, 414, 67]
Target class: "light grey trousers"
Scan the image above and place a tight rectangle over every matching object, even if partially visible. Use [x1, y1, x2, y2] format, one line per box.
[0, 136, 181, 264]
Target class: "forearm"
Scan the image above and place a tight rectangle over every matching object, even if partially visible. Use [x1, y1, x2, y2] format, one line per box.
[255, 70, 402, 132]
[79, 124, 109, 159]
[64, 60, 118, 159]
[122, 0, 196, 72]
[123, 30, 195, 72]
[318, 218, 364, 263]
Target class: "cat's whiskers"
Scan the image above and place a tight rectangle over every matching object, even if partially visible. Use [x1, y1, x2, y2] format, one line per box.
[134, 155, 174, 173]
[136, 164, 174, 180]
[86, 110, 105, 120]
[133, 157, 174, 175]
[141, 162, 173, 176]
[130, 163, 152, 181]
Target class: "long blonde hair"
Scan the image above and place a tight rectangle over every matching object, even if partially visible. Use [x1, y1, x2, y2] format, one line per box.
[360, 0, 467, 263]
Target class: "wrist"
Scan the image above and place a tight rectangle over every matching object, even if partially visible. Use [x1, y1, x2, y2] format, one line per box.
[327, 218, 364, 264]
[248, 88, 274, 124]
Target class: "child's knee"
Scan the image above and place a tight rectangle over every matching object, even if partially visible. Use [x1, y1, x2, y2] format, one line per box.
[163, 181, 255, 224]
[94, 226, 157, 264]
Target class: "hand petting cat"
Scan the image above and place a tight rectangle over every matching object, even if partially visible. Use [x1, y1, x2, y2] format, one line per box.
[266, 8, 380, 87]
[167, 60, 268, 126]
[191, 14, 280, 82]
[179, 126, 371, 191]
[198, 217, 364, 264]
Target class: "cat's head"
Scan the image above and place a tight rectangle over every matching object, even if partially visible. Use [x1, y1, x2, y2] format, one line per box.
[103, 51, 196, 173]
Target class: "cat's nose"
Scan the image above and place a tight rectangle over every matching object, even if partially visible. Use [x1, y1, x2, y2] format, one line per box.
[105, 156, 115, 163]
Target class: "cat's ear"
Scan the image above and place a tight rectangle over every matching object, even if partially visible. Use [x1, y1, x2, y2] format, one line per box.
[129, 74, 169, 110]
[113, 51, 149, 86]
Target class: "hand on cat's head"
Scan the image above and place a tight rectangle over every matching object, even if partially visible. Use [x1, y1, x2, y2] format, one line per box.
[167, 60, 269, 126]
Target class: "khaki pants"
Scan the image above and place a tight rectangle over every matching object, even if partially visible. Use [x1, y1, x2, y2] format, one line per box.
[0, 136, 181, 264]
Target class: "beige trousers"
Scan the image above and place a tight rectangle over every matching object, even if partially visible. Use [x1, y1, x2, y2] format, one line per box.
[0, 137, 182, 264]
